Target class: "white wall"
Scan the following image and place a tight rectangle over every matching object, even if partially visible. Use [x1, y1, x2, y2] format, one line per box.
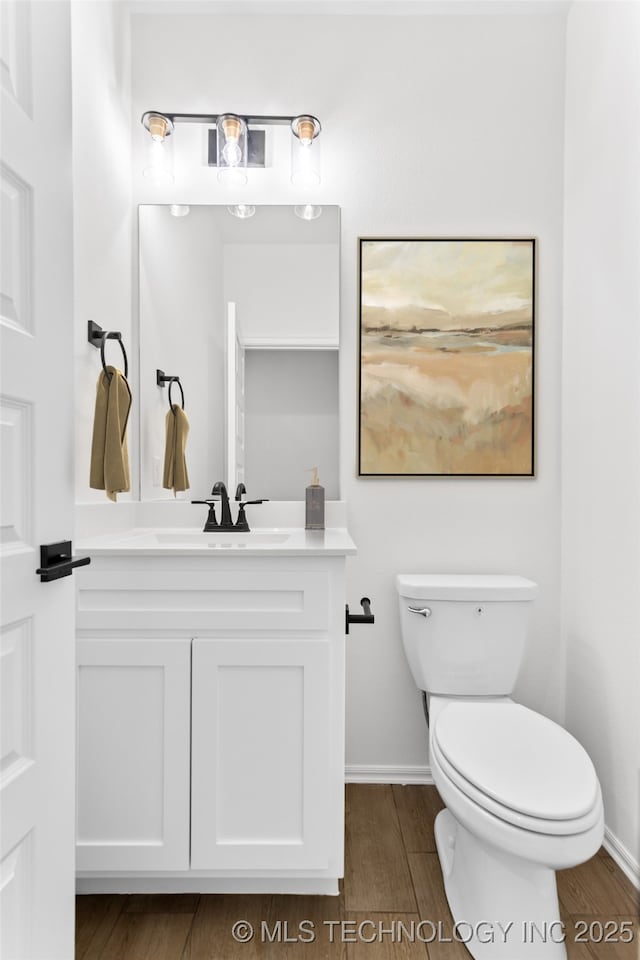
[71, 0, 133, 503]
[130, 9, 567, 772]
[562, 0, 640, 880]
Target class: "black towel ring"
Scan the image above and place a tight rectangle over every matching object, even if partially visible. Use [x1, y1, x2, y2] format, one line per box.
[168, 377, 185, 415]
[100, 332, 128, 381]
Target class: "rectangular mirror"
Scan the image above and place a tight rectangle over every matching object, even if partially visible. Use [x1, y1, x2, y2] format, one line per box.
[139, 205, 340, 502]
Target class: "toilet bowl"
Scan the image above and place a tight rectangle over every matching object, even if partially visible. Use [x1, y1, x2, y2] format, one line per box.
[396, 575, 604, 960]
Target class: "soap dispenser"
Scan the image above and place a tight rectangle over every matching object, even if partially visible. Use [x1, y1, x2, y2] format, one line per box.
[305, 467, 325, 530]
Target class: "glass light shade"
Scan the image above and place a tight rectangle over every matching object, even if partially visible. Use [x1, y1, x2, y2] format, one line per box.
[227, 204, 256, 219]
[142, 113, 175, 184]
[170, 204, 190, 217]
[291, 115, 321, 187]
[217, 113, 248, 186]
[294, 205, 323, 221]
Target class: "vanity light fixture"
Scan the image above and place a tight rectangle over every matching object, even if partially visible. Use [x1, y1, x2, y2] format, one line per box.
[141, 111, 322, 186]
[169, 204, 190, 217]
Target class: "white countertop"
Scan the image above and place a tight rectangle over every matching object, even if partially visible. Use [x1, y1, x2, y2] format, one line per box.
[78, 527, 357, 557]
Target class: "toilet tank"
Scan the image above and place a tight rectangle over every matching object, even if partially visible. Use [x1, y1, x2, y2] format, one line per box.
[396, 575, 538, 697]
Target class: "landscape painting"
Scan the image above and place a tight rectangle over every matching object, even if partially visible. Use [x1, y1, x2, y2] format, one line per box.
[358, 238, 535, 476]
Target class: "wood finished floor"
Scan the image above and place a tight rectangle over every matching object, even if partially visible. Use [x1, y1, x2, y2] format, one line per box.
[76, 785, 639, 960]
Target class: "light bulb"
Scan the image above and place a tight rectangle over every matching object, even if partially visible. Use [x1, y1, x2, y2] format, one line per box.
[217, 113, 248, 186]
[222, 140, 242, 167]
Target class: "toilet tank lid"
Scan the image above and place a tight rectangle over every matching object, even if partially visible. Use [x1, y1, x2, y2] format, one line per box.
[395, 574, 538, 601]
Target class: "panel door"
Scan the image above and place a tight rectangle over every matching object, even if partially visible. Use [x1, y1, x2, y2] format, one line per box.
[191, 638, 331, 871]
[76, 638, 191, 872]
[0, 3, 76, 956]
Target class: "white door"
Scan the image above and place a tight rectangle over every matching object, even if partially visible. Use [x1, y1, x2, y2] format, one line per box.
[190, 638, 331, 871]
[76, 638, 191, 873]
[0, 2, 76, 956]
[225, 301, 245, 492]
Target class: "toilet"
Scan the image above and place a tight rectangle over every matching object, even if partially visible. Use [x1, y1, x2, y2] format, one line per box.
[396, 574, 604, 960]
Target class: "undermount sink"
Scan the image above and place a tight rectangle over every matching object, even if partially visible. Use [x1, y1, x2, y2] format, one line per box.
[78, 526, 357, 556]
[153, 531, 291, 547]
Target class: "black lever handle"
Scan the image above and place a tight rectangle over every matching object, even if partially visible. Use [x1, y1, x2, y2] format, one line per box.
[191, 500, 219, 531]
[234, 499, 268, 532]
[36, 541, 91, 583]
[345, 597, 375, 634]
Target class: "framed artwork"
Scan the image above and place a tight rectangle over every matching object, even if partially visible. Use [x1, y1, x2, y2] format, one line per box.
[358, 238, 535, 477]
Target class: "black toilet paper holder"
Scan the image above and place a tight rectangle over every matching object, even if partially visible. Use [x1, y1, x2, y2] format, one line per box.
[345, 597, 374, 634]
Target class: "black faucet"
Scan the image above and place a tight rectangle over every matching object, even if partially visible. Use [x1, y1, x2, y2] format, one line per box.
[211, 481, 234, 529]
[192, 481, 267, 532]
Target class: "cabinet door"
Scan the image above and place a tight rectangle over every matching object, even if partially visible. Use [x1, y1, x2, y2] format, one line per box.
[76, 638, 191, 872]
[191, 639, 331, 871]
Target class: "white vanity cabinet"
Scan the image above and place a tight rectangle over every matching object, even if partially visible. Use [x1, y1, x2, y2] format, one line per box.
[75, 539, 352, 895]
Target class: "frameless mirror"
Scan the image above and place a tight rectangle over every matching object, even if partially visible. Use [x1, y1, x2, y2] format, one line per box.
[138, 205, 340, 502]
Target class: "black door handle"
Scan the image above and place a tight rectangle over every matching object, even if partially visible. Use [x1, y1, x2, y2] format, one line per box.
[36, 540, 91, 582]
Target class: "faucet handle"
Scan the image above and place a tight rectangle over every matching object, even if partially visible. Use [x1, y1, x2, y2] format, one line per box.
[235, 482, 247, 501]
[191, 500, 219, 531]
[234, 499, 268, 532]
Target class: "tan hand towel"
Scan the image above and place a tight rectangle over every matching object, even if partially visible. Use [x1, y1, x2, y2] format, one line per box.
[163, 404, 190, 495]
[89, 366, 132, 501]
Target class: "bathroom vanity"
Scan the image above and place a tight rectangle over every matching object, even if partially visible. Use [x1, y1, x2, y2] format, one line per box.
[75, 527, 355, 894]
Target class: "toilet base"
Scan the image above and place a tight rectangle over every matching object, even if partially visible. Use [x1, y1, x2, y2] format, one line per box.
[434, 809, 567, 960]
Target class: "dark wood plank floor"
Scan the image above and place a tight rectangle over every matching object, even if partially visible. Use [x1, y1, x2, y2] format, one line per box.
[76, 785, 639, 959]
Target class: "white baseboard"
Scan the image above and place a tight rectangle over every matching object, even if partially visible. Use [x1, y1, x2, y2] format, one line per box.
[77, 876, 339, 895]
[345, 764, 433, 785]
[603, 827, 640, 891]
[344, 766, 639, 893]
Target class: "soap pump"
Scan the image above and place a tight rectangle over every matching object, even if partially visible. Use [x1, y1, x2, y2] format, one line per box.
[305, 467, 325, 531]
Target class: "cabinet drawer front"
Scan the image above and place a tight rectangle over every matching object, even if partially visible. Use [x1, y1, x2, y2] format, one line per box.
[191, 639, 332, 871]
[76, 638, 191, 873]
[77, 569, 330, 634]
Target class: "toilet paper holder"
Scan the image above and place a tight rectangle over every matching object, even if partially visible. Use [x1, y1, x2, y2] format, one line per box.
[345, 597, 374, 634]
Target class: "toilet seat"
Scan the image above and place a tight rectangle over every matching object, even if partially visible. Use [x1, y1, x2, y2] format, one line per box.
[432, 701, 601, 835]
